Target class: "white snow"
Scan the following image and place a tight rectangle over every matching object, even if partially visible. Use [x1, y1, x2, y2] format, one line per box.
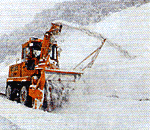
[86, 3, 150, 100]
[87, 3, 150, 57]
[0, 0, 75, 35]
[0, 2, 150, 129]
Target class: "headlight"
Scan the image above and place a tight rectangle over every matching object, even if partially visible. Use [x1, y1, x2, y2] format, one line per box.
[29, 43, 33, 47]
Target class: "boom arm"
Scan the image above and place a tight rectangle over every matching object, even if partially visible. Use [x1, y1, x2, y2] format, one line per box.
[40, 23, 62, 60]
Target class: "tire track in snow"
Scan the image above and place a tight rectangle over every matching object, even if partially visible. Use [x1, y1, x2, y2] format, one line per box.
[63, 24, 136, 59]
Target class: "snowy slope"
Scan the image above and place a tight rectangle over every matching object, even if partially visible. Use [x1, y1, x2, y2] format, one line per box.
[86, 3, 150, 99]
[0, 3, 150, 129]
[0, 0, 75, 35]
[88, 3, 150, 57]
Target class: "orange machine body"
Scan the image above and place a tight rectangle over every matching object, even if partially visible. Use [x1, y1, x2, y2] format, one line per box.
[6, 23, 82, 110]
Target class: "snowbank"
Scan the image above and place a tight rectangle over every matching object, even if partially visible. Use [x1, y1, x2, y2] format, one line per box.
[88, 3, 150, 57]
[86, 3, 150, 99]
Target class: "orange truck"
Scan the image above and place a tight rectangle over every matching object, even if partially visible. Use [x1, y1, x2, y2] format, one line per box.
[6, 23, 83, 111]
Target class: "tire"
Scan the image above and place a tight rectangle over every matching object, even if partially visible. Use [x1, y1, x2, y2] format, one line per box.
[6, 85, 12, 100]
[20, 86, 28, 105]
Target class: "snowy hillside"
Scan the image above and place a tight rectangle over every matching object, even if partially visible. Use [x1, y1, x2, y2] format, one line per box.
[0, 0, 148, 63]
[0, 0, 75, 35]
[86, 3, 150, 99]
[0, 2, 150, 129]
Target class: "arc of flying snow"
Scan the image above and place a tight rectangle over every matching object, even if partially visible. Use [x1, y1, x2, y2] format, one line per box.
[62, 23, 136, 59]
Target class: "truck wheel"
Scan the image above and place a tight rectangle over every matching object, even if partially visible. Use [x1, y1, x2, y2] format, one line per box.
[6, 85, 12, 100]
[20, 86, 28, 105]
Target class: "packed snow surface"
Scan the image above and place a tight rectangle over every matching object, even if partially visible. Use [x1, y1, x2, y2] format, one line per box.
[0, 2, 150, 129]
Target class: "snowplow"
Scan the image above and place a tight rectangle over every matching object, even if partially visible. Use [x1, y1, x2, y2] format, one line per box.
[5, 23, 106, 111]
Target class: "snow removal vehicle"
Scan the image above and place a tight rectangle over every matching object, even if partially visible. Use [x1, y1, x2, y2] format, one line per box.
[5, 22, 106, 111]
